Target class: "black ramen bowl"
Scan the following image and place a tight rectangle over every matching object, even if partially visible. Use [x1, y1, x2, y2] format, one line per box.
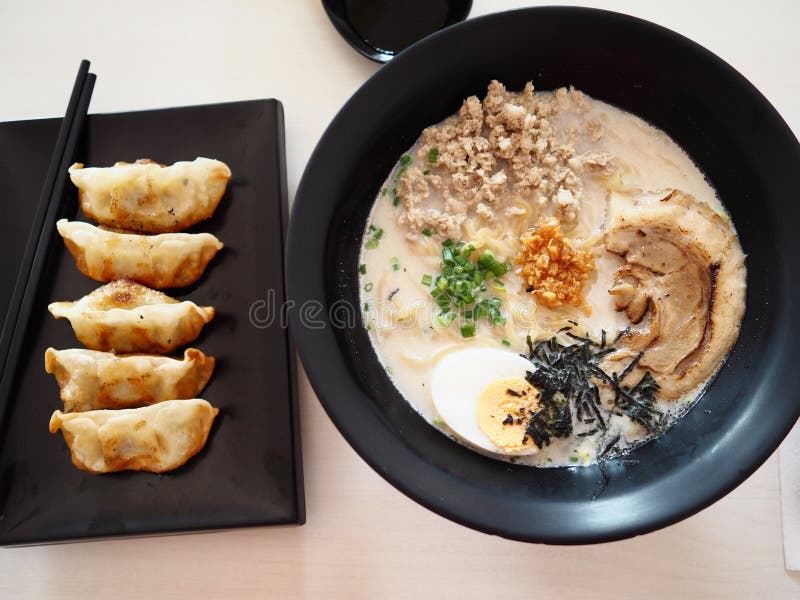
[287, 7, 800, 543]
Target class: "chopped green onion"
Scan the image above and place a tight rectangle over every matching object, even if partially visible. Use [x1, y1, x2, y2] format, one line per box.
[423, 169, 430, 176]
[425, 240, 509, 334]
[363, 302, 369, 311]
[381, 188, 387, 197]
[359, 263, 367, 275]
[364, 282, 374, 292]
[436, 312, 456, 327]
[391, 157, 412, 192]
[428, 148, 439, 162]
[460, 323, 475, 338]
[365, 226, 384, 250]
[421, 274, 433, 286]
[502, 337, 511, 347]
[390, 155, 412, 207]
[477, 251, 495, 269]
[569, 456, 579, 464]
[422, 228, 435, 237]
[476, 251, 510, 277]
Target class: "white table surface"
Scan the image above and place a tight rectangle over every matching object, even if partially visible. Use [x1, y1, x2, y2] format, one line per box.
[1, 1, 799, 597]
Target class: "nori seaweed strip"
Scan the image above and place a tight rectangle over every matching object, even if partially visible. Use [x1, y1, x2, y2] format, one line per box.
[522, 329, 663, 451]
[525, 388, 572, 448]
[630, 371, 658, 395]
[619, 351, 644, 381]
[587, 392, 607, 431]
[565, 331, 592, 344]
[599, 435, 621, 459]
[590, 366, 613, 384]
[523, 334, 611, 447]
[611, 371, 662, 433]
[590, 385, 602, 406]
[591, 462, 610, 500]
[594, 347, 616, 359]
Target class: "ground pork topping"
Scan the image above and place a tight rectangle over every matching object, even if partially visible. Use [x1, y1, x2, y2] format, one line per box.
[517, 218, 596, 308]
[396, 80, 596, 241]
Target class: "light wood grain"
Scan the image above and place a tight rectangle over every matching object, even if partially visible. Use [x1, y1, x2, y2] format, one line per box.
[1, 1, 799, 598]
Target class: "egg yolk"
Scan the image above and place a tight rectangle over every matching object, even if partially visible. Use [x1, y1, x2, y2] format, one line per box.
[476, 377, 540, 453]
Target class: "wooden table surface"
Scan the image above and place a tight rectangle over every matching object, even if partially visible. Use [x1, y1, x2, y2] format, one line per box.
[1, 1, 799, 597]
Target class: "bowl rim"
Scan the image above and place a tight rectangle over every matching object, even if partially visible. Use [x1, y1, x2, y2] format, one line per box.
[287, 5, 800, 543]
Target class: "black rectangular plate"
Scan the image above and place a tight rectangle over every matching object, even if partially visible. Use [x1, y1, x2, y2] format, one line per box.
[0, 100, 304, 545]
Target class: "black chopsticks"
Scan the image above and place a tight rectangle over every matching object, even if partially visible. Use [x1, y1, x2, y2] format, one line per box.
[0, 60, 96, 424]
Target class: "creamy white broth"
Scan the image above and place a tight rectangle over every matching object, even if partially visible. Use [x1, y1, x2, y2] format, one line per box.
[358, 85, 741, 467]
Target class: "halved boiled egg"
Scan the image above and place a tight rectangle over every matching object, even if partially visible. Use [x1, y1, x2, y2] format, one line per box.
[430, 348, 541, 456]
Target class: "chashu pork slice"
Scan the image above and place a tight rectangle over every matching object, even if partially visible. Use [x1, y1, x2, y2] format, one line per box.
[604, 189, 746, 399]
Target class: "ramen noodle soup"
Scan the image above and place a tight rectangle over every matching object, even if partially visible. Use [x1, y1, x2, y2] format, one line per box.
[359, 81, 746, 467]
